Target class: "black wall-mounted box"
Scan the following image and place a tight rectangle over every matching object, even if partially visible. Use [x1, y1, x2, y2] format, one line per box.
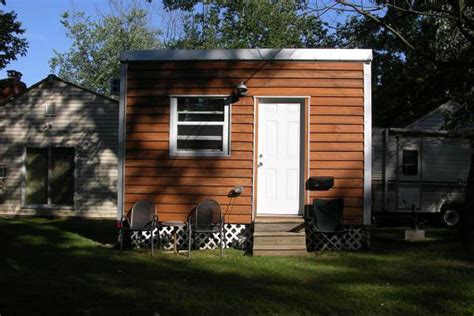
[306, 176, 334, 191]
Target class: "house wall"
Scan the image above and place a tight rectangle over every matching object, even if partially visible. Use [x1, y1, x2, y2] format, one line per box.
[0, 79, 118, 218]
[124, 61, 366, 224]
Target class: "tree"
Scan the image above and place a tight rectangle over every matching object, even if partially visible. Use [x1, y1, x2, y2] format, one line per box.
[0, 2, 28, 70]
[163, 0, 333, 49]
[311, 0, 473, 126]
[334, 1, 474, 65]
[318, 0, 474, 251]
[50, 3, 161, 95]
[334, 12, 468, 126]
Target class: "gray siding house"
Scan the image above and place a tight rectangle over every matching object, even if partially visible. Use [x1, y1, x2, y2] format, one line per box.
[0, 74, 118, 218]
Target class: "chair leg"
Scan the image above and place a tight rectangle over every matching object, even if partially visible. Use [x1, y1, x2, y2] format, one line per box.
[342, 231, 348, 251]
[188, 222, 192, 257]
[157, 227, 161, 250]
[220, 225, 224, 258]
[151, 228, 154, 257]
[119, 227, 123, 254]
[320, 233, 340, 251]
[223, 225, 226, 257]
[320, 233, 328, 251]
[325, 234, 340, 251]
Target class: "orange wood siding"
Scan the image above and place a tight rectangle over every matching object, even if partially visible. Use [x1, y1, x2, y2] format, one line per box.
[125, 61, 365, 224]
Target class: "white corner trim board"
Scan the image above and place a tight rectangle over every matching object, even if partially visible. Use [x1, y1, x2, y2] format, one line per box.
[117, 63, 127, 221]
[120, 49, 373, 62]
[363, 62, 372, 226]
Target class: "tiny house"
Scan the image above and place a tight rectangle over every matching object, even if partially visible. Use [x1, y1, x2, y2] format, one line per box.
[118, 49, 372, 253]
[0, 74, 118, 218]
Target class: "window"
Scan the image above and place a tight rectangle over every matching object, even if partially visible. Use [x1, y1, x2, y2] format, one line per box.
[0, 164, 6, 178]
[170, 97, 230, 156]
[45, 103, 56, 116]
[24, 147, 74, 207]
[402, 150, 418, 175]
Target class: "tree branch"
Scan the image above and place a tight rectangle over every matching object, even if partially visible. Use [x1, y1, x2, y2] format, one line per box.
[456, 18, 474, 43]
[336, 0, 474, 68]
[385, 3, 458, 20]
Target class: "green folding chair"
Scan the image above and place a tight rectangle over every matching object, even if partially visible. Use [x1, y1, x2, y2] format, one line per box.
[312, 198, 347, 251]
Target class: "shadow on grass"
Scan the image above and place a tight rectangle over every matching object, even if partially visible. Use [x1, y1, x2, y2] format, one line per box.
[0, 218, 473, 315]
[48, 217, 118, 245]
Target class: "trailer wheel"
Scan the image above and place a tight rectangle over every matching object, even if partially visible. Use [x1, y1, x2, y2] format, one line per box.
[441, 208, 461, 227]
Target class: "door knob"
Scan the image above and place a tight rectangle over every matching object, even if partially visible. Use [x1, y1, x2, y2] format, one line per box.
[258, 162, 263, 167]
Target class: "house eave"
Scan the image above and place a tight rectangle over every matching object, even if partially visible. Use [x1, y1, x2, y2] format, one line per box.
[120, 48, 373, 63]
[0, 74, 118, 106]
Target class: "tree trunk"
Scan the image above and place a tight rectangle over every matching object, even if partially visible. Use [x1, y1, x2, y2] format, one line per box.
[461, 140, 474, 255]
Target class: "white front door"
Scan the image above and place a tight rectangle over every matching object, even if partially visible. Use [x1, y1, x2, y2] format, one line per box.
[257, 102, 302, 215]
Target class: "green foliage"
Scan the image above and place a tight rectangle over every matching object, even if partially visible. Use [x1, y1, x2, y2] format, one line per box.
[49, 7, 160, 95]
[166, 0, 333, 49]
[0, 8, 28, 70]
[336, 3, 474, 127]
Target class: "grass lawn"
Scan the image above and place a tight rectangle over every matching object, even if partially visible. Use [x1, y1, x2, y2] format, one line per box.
[0, 218, 473, 315]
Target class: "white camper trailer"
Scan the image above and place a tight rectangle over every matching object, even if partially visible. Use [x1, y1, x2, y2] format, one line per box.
[372, 128, 471, 227]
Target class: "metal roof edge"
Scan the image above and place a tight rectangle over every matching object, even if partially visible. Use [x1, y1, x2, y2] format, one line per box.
[387, 127, 471, 138]
[120, 48, 373, 62]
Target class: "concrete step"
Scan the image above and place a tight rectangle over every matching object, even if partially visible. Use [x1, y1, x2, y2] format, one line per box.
[253, 250, 309, 256]
[254, 237, 306, 246]
[254, 231, 306, 237]
[254, 222, 306, 232]
[253, 244, 308, 256]
[252, 217, 307, 256]
[254, 235, 306, 246]
[255, 216, 304, 223]
[254, 231, 306, 244]
[253, 244, 307, 251]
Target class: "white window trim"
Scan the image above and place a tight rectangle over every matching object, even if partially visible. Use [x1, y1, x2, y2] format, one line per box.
[170, 96, 231, 157]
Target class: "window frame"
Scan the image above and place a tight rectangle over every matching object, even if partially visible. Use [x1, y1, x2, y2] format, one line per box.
[45, 103, 56, 117]
[169, 96, 231, 157]
[0, 164, 6, 179]
[21, 146, 75, 210]
[401, 149, 419, 176]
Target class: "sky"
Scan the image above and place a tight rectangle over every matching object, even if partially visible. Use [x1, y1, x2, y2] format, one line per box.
[0, 0, 162, 86]
[1, 0, 352, 87]
[1, 0, 113, 86]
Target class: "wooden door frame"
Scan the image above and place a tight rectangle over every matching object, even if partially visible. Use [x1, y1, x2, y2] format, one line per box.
[252, 96, 310, 220]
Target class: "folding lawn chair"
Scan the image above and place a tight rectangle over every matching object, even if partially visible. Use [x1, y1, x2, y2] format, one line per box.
[311, 198, 347, 251]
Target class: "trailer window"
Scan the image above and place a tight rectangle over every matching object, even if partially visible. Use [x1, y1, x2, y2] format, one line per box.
[402, 150, 418, 175]
[170, 97, 230, 156]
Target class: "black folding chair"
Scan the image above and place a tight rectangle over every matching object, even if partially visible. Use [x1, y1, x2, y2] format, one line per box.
[311, 198, 347, 251]
[187, 199, 225, 257]
[119, 200, 159, 256]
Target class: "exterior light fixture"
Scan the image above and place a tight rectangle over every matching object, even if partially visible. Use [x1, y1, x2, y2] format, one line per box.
[234, 82, 248, 97]
[228, 185, 244, 197]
